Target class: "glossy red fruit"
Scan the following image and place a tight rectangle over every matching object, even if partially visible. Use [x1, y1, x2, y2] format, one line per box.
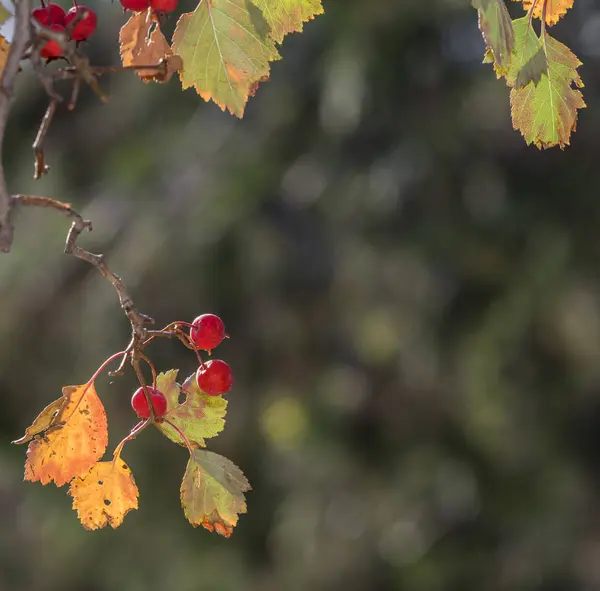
[131, 386, 168, 418]
[120, 0, 150, 12]
[32, 3, 66, 26]
[196, 360, 233, 396]
[40, 24, 65, 58]
[190, 314, 226, 351]
[150, 0, 177, 12]
[65, 5, 97, 41]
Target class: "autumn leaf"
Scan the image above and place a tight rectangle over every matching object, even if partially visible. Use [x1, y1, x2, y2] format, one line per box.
[171, 0, 280, 117]
[516, 0, 574, 26]
[472, 0, 514, 69]
[180, 450, 251, 537]
[155, 370, 227, 449]
[12, 397, 64, 445]
[69, 457, 139, 530]
[249, 0, 324, 44]
[120, 9, 182, 83]
[508, 25, 585, 148]
[23, 382, 108, 486]
[0, 35, 9, 79]
[0, 3, 10, 26]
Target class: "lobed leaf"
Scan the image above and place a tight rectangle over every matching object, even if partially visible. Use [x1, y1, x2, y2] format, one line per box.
[180, 449, 251, 537]
[171, 0, 281, 117]
[12, 397, 64, 445]
[472, 0, 514, 69]
[69, 458, 139, 530]
[23, 382, 108, 487]
[515, 0, 573, 26]
[250, 0, 324, 44]
[119, 9, 182, 83]
[155, 370, 227, 449]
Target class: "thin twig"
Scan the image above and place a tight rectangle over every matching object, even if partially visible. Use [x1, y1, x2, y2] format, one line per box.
[33, 100, 58, 179]
[0, 0, 32, 252]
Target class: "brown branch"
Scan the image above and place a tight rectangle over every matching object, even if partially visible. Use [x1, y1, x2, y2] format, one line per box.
[33, 99, 58, 179]
[0, 0, 32, 252]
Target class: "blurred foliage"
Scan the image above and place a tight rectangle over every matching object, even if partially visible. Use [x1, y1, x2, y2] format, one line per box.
[2, 0, 600, 589]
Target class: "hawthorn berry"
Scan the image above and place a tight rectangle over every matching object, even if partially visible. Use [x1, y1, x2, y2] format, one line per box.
[150, 0, 177, 13]
[119, 0, 151, 12]
[131, 386, 168, 418]
[32, 3, 66, 26]
[196, 359, 233, 396]
[40, 24, 66, 58]
[65, 5, 97, 41]
[189, 314, 226, 352]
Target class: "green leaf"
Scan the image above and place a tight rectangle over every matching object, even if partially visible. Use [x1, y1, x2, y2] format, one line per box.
[515, 46, 546, 89]
[249, 0, 324, 44]
[155, 370, 227, 449]
[510, 32, 585, 149]
[0, 2, 11, 27]
[472, 0, 514, 69]
[180, 449, 251, 537]
[503, 17, 541, 86]
[171, 0, 281, 118]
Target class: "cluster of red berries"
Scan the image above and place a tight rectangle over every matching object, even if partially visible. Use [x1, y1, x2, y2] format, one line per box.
[32, 1, 97, 58]
[120, 0, 177, 14]
[131, 314, 234, 419]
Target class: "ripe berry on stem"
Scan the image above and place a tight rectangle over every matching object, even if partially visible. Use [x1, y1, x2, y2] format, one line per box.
[131, 386, 168, 419]
[196, 360, 233, 396]
[119, 0, 151, 12]
[40, 24, 66, 58]
[32, 3, 66, 26]
[65, 5, 97, 41]
[189, 314, 226, 352]
[150, 0, 177, 13]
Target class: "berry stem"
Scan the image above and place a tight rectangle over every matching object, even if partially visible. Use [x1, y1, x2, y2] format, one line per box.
[112, 418, 150, 462]
[163, 418, 195, 456]
[139, 352, 157, 389]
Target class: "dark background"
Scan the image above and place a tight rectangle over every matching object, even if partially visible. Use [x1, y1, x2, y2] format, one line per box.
[2, 0, 600, 589]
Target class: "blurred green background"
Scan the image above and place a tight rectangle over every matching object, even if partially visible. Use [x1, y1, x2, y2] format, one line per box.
[2, 0, 600, 589]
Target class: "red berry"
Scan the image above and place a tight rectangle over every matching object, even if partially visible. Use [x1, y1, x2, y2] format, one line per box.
[150, 0, 177, 13]
[131, 386, 168, 418]
[120, 0, 150, 12]
[196, 360, 233, 396]
[40, 24, 65, 58]
[65, 5, 97, 41]
[190, 314, 226, 351]
[32, 3, 66, 26]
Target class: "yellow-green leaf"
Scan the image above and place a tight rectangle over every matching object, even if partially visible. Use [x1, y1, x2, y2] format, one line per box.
[12, 397, 64, 445]
[180, 449, 251, 537]
[510, 33, 585, 149]
[155, 370, 227, 448]
[0, 3, 11, 27]
[171, 0, 281, 117]
[250, 0, 324, 44]
[472, 0, 513, 69]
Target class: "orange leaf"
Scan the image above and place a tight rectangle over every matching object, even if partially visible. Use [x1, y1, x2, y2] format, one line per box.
[69, 458, 139, 530]
[516, 0, 574, 26]
[24, 382, 108, 486]
[119, 9, 182, 83]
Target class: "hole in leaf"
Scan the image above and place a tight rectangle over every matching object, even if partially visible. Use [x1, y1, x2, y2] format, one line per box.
[97, 480, 104, 485]
[104, 499, 111, 506]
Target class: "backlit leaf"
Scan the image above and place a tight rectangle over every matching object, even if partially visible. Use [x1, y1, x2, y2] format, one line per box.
[510, 31, 585, 148]
[23, 382, 108, 486]
[250, 0, 324, 44]
[472, 0, 514, 68]
[171, 0, 281, 117]
[155, 370, 227, 449]
[69, 457, 139, 530]
[0, 3, 10, 26]
[12, 397, 64, 445]
[0, 35, 9, 78]
[515, 0, 574, 26]
[119, 9, 182, 83]
[180, 449, 251, 537]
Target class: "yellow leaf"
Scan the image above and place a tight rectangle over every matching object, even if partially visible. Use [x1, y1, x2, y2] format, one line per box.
[515, 0, 574, 26]
[171, 0, 281, 117]
[24, 382, 108, 486]
[119, 9, 182, 83]
[0, 35, 9, 79]
[250, 0, 324, 44]
[69, 458, 139, 530]
[180, 450, 250, 537]
[12, 397, 64, 445]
